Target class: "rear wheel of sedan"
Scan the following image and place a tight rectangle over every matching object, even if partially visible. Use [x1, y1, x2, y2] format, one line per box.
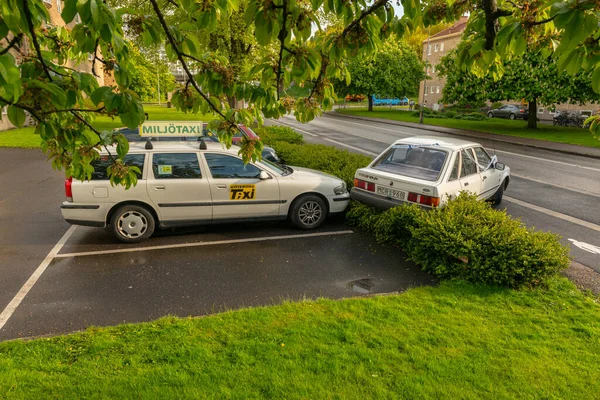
[290, 195, 327, 230]
[509, 113, 516, 120]
[487, 112, 493, 118]
[111, 204, 155, 243]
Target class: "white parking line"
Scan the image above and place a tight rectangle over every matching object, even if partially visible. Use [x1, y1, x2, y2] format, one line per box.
[54, 230, 355, 259]
[504, 196, 600, 233]
[0, 226, 77, 331]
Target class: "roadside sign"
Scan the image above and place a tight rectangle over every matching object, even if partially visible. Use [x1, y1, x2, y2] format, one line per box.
[139, 121, 204, 137]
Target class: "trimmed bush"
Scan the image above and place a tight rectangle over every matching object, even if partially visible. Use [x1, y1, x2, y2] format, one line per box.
[254, 125, 304, 145]
[454, 115, 463, 120]
[444, 110, 457, 118]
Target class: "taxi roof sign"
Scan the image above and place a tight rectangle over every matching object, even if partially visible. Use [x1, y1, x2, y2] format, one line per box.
[139, 121, 204, 137]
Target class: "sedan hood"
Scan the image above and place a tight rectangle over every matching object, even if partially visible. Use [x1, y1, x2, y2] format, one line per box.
[288, 166, 343, 183]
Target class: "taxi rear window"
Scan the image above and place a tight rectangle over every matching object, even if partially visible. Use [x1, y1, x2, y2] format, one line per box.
[372, 146, 448, 181]
[91, 154, 145, 180]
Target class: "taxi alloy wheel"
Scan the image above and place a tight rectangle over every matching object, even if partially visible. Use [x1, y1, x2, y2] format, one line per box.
[111, 205, 155, 243]
[291, 195, 327, 230]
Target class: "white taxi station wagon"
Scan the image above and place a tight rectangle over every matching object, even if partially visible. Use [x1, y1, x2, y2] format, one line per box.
[61, 124, 350, 243]
[351, 137, 510, 209]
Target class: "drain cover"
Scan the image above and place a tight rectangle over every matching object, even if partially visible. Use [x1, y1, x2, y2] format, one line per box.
[347, 278, 373, 294]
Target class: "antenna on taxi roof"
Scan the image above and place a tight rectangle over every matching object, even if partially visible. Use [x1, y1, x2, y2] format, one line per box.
[199, 137, 207, 150]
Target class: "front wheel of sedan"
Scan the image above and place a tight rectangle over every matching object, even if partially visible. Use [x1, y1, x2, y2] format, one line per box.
[290, 195, 327, 230]
[509, 113, 516, 120]
[110, 204, 155, 243]
[487, 112, 493, 118]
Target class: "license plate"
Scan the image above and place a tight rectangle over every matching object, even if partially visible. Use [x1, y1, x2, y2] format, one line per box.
[376, 186, 405, 200]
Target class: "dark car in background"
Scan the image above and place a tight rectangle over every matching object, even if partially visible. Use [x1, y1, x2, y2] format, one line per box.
[487, 104, 529, 120]
[119, 124, 281, 163]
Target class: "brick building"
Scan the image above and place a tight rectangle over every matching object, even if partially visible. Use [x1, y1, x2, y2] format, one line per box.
[417, 16, 599, 120]
[0, 0, 110, 131]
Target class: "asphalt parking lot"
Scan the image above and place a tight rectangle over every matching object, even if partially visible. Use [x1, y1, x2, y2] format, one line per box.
[0, 149, 433, 341]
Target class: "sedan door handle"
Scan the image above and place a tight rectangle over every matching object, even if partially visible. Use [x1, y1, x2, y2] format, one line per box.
[152, 185, 166, 190]
[482, 176, 488, 180]
[464, 182, 469, 186]
[216, 184, 227, 189]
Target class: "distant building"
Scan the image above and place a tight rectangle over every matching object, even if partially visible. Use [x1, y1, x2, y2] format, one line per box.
[0, 0, 111, 131]
[417, 16, 598, 120]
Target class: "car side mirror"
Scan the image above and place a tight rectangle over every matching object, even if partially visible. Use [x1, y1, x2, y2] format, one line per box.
[259, 171, 271, 180]
[495, 162, 506, 171]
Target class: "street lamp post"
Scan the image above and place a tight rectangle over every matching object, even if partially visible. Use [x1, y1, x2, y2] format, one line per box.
[419, 28, 431, 124]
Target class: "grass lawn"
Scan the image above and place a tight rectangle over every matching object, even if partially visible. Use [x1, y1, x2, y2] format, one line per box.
[0, 105, 213, 149]
[337, 108, 600, 149]
[1, 278, 598, 399]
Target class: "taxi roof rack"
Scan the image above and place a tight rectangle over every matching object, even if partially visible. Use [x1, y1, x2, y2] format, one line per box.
[199, 137, 207, 150]
[145, 138, 153, 150]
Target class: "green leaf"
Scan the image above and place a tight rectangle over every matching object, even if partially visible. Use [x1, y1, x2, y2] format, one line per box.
[90, 0, 99, 24]
[7, 106, 25, 127]
[61, 0, 78, 23]
[592, 65, 600, 93]
[91, 86, 113, 105]
[115, 134, 129, 159]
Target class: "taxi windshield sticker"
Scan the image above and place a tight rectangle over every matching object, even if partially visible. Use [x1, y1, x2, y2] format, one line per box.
[158, 165, 172, 175]
[230, 184, 256, 200]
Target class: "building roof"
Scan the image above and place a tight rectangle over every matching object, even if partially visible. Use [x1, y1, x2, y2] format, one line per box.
[430, 16, 469, 39]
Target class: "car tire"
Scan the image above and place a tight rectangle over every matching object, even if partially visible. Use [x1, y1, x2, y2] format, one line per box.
[290, 195, 327, 230]
[509, 113, 516, 120]
[110, 204, 155, 243]
[487, 112, 493, 118]
[491, 181, 505, 205]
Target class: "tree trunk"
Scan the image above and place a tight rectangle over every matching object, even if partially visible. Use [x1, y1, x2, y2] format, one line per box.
[527, 98, 537, 129]
[368, 95, 373, 112]
[228, 95, 237, 109]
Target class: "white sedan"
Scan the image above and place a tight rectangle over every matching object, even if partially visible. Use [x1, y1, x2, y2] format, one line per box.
[61, 140, 350, 242]
[351, 136, 510, 209]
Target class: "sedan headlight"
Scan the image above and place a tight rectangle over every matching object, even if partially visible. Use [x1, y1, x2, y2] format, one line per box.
[334, 182, 347, 195]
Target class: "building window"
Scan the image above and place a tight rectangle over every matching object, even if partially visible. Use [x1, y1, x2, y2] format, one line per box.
[538, 107, 544, 114]
[436, 86, 440, 94]
[43, 0, 52, 5]
[548, 106, 556, 115]
[1, 106, 7, 115]
[434, 44, 438, 52]
[424, 86, 428, 95]
[581, 110, 593, 117]
[57, 0, 62, 12]
[440, 42, 444, 52]
[431, 65, 435, 74]
[426, 66, 430, 74]
[428, 45, 432, 55]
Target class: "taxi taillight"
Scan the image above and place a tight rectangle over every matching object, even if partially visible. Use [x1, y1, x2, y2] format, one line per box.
[353, 178, 375, 192]
[65, 177, 73, 202]
[408, 192, 439, 207]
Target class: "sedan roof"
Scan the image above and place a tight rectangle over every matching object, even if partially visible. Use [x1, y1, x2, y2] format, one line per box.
[392, 136, 480, 151]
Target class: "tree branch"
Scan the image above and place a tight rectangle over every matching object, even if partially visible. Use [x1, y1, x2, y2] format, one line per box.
[341, 0, 388, 37]
[308, 54, 328, 100]
[22, 0, 53, 81]
[275, 0, 290, 100]
[43, 107, 106, 115]
[527, 15, 557, 27]
[149, 0, 232, 123]
[0, 34, 23, 56]
[0, 95, 41, 121]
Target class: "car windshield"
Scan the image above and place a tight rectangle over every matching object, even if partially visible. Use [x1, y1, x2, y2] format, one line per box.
[259, 159, 289, 176]
[371, 145, 448, 181]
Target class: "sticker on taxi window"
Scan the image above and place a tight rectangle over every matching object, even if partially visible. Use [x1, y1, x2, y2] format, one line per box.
[229, 184, 256, 200]
[158, 165, 173, 175]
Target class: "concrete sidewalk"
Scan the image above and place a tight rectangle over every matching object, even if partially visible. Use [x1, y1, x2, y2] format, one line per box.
[329, 111, 600, 160]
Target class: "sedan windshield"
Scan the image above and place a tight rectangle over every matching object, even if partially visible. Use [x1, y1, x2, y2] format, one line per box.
[259, 159, 289, 175]
[372, 145, 448, 181]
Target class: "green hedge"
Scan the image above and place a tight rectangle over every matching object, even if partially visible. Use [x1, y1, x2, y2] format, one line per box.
[257, 126, 569, 288]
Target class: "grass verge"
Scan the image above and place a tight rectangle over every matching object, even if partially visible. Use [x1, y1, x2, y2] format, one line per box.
[337, 108, 600, 149]
[1, 278, 598, 399]
[0, 105, 212, 149]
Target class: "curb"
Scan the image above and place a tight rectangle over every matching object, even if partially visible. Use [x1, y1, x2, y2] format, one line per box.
[329, 111, 600, 160]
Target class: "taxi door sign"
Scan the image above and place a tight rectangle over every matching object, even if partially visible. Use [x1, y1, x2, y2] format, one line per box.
[229, 184, 256, 200]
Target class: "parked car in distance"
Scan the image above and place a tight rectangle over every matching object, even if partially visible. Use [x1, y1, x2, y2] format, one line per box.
[351, 137, 510, 210]
[118, 123, 280, 164]
[62, 141, 350, 242]
[372, 96, 409, 106]
[487, 104, 529, 120]
[345, 94, 366, 102]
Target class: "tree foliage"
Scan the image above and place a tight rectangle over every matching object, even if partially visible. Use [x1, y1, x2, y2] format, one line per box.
[438, 49, 600, 128]
[128, 44, 177, 102]
[334, 38, 424, 110]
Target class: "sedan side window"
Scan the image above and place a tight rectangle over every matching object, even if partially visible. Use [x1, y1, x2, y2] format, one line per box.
[460, 149, 478, 177]
[473, 147, 492, 169]
[152, 153, 202, 179]
[205, 153, 261, 179]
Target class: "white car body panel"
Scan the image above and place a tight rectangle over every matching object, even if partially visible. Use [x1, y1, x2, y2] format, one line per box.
[351, 136, 510, 209]
[61, 142, 349, 229]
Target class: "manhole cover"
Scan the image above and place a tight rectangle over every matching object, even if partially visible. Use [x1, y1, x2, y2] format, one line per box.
[347, 278, 373, 294]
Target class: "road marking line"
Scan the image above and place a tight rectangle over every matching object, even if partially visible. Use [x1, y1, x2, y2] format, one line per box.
[493, 149, 600, 172]
[504, 196, 600, 233]
[510, 174, 600, 198]
[54, 230, 355, 259]
[273, 120, 379, 156]
[317, 114, 416, 135]
[0, 225, 77, 331]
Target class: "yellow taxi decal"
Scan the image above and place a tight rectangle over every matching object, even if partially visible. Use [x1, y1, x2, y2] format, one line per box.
[229, 184, 256, 200]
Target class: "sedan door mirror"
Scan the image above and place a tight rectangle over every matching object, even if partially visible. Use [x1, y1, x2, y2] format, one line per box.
[495, 162, 506, 171]
[259, 170, 271, 180]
